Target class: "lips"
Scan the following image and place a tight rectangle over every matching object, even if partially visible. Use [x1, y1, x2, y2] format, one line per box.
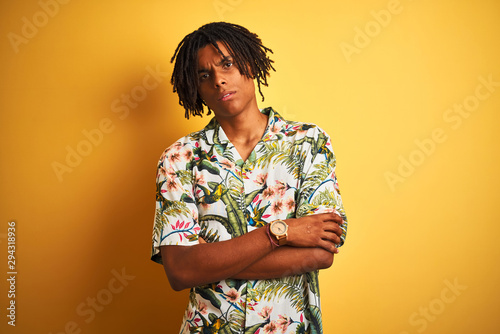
[218, 91, 235, 101]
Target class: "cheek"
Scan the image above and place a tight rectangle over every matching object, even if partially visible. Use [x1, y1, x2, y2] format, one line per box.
[243, 80, 256, 96]
[197, 84, 210, 101]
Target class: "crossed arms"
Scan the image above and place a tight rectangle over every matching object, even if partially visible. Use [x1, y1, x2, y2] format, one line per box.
[160, 212, 345, 291]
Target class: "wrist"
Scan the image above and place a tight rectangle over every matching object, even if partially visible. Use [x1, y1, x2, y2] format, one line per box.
[269, 219, 288, 246]
[266, 224, 279, 248]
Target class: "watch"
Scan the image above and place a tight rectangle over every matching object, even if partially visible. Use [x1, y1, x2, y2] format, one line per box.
[270, 219, 288, 246]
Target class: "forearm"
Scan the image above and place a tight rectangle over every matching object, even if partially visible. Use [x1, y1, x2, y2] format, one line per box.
[231, 246, 334, 280]
[161, 227, 273, 291]
[161, 213, 344, 290]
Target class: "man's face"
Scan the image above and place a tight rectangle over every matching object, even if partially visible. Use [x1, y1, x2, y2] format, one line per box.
[196, 42, 257, 120]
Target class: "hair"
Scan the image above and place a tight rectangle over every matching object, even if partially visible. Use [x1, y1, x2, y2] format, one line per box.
[170, 22, 275, 119]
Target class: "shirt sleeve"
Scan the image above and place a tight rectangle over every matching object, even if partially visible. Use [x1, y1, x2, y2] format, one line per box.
[151, 141, 201, 264]
[295, 127, 348, 247]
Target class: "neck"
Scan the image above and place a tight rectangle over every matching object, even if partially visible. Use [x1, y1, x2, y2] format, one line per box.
[216, 106, 268, 145]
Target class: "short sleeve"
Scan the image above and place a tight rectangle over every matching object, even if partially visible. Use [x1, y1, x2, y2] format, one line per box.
[295, 128, 348, 247]
[151, 141, 201, 264]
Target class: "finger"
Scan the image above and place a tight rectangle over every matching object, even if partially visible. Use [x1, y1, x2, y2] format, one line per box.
[322, 231, 341, 245]
[321, 221, 343, 235]
[319, 212, 343, 224]
[198, 236, 207, 244]
[319, 239, 338, 254]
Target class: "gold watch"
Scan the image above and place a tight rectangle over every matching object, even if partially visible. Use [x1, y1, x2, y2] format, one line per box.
[270, 219, 288, 246]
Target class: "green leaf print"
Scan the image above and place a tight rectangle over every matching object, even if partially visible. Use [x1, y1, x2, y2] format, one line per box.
[244, 322, 266, 334]
[176, 169, 193, 186]
[198, 221, 221, 243]
[219, 322, 235, 334]
[225, 279, 244, 291]
[256, 141, 305, 179]
[256, 276, 306, 312]
[228, 307, 245, 333]
[296, 203, 319, 218]
[198, 182, 226, 205]
[210, 180, 247, 237]
[227, 176, 244, 207]
[311, 189, 338, 208]
[244, 188, 263, 208]
[194, 287, 222, 310]
[199, 211, 247, 241]
[301, 160, 331, 195]
[295, 322, 307, 334]
[208, 313, 218, 324]
[306, 271, 320, 296]
[305, 305, 323, 334]
[153, 209, 164, 241]
[197, 159, 220, 175]
[163, 201, 191, 219]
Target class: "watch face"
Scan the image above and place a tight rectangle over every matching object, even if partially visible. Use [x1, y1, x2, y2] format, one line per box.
[271, 220, 287, 235]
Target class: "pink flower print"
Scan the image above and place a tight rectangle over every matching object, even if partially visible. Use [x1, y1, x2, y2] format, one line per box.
[168, 151, 182, 164]
[285, 197, 295, 212]
[197, 300, 208, 315]
[263, 321, 278, 334]
[173, 220, 186, 230]
[183, 148, 193, 161]
[165, 142, 182, 155]
[172, 141, 183, 150]
[254, 173, 268, 186]
[276, 315, 292, 332]
[191, 210, 198, 222]
[258, 306, 273, 320]
[247, 301, 257, 311]
[262, 187, 275, 199]
[274, 180, 287, 197]
[225, 288, 240, 302]
[158, 166, 168, 178]
[262, 133, 273, 142]
[159, 166, 177, 179]
[165, 177, 180, 192]
[160, 150, 167, 161]
[271, 199, 284, 215]
[195, 173, 206, 186]
[220, 158, 235, 171]
[296, 127, 308, 135]
[269, 123, 281, 135]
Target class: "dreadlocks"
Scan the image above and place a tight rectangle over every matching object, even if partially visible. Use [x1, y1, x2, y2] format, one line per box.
[170, 22, 275, 119]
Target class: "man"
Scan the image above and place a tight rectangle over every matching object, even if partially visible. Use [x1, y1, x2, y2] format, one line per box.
[151, 22, 348, 334]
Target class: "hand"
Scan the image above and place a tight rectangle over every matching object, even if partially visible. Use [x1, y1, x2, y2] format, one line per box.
[285, 213, 344, 253]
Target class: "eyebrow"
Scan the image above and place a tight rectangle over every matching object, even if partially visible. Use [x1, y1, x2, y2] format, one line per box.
[197, 55, 233, 74]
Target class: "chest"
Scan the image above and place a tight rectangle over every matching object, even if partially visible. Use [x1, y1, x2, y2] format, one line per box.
[191, 141, 303, 240]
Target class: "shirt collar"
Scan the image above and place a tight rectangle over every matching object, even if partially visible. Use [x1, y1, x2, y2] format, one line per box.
[202, 107, 288, 147]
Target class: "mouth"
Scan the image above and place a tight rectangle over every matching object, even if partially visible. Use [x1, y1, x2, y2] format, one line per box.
[218, 91, 235, 101]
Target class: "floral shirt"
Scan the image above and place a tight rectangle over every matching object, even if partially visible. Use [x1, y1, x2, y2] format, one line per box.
[151, 107, 347, 334]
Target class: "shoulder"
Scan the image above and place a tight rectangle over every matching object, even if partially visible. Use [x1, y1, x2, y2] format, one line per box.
[282, 119, 332, 146]
[265, 107, 331, 140]
[156, 128, 206, 169]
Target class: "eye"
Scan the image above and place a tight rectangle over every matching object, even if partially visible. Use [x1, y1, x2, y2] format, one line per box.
[223, 62, 233, 69]
[199, 73, 209, 81]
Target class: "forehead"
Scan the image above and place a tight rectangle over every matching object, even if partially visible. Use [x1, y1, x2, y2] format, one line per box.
[197, 42, 231, 68]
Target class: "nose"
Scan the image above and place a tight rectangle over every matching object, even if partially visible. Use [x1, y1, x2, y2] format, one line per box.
[213, 70, 226, 88]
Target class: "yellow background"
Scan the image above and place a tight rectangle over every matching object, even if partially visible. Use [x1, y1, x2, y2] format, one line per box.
[1, 0, 499, 333]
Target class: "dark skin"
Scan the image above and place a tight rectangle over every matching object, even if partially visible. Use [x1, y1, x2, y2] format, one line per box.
[160, 42, 345, 291]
